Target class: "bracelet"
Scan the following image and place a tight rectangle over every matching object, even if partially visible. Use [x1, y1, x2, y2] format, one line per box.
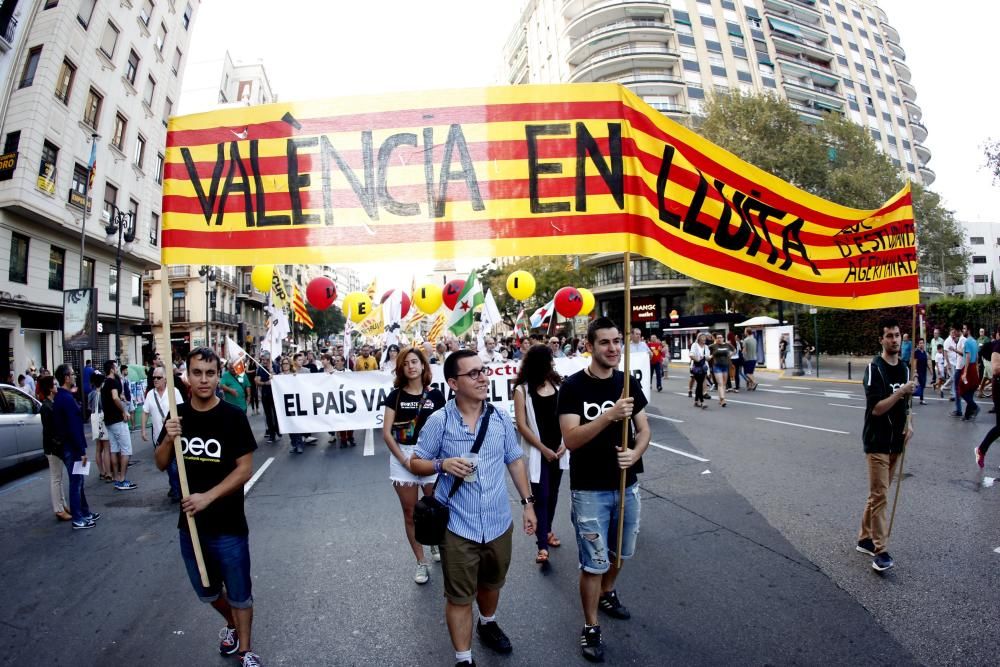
[521, 495, 536, 506]
[433, 458, 443, 474]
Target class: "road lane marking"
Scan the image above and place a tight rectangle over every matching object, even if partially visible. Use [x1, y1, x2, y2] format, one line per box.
[755, 418, 849, 434]
[244, 457, 275, 495]
[828, 403, 865, 410]
[648, 413, 684, 424]
[724, 398, 792, 409]
[649, 441, 710, 462]
[0, 475, 41, 496]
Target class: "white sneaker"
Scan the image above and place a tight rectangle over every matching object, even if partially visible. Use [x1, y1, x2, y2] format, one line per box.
[430, 545, 441, 562]
[414, 562, 430, 585]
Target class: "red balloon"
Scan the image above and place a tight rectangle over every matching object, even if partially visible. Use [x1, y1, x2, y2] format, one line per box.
[306, 276, 337, 310]
[379, 289, 411, 319]
[442, 279, 465, 310]
[554, 286, 583, 318]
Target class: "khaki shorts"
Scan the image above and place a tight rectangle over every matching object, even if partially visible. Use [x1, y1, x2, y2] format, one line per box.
[440, 524, 513, 604]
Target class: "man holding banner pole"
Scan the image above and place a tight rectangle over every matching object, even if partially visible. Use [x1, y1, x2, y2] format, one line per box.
[559, 317, 649, 663]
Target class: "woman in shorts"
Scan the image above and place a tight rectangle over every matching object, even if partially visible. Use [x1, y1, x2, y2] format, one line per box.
[382, 346, 446, 584]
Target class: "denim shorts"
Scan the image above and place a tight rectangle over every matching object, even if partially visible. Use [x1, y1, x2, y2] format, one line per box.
[179, 530, 254, 608]
[106, 422, 132, 455]
[570, 484, 641, 574]
[712, 364, 729, 375]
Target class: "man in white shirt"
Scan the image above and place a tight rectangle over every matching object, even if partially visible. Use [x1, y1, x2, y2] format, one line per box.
[944, 327, 963, 417]
[141, 367, 185, 501]
[479, 336, 503, 364]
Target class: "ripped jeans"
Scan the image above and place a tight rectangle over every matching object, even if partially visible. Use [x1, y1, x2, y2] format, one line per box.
[570, 484, 641, 574]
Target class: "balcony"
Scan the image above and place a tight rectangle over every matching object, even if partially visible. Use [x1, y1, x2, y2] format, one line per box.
[762, 0, 822, 26]
[904, 98, 921, 121]
[914, 142, 931, 165]
[777, 55, 839, 87]
[898, 78, 917, 102]
[171, 308, 191, 322]
[167, 265, 190, 279]
[892, 56, 911, 82]
[788, 99, 841, 124]
[567, 18, 673, 66]
[212, 310, 239, 326]
[647, 101, 689, 116]
[782, 80, 844, 110]
[0, 15, 17, 53]
[569, 44, 680, 83]
[887, 40, 905, 60]
[909, 119, 927, 143]
[769, 32, 834, 63]
[880, 20, 901, 45]
[917, 165, 936, 186]
[563, 0, 668, 22]
[606, 72, 685, 97]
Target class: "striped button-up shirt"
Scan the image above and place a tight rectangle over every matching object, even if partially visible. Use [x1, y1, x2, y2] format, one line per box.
[414, 399, 524, 544]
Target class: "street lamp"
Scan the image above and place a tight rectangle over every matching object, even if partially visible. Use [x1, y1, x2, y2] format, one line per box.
[104, 206, 136, 361]
[198, 265, 216, 351]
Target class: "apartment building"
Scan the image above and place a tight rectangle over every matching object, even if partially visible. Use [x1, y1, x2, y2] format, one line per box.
[0, 0, 197, 381]
[501, 0, 932, 336]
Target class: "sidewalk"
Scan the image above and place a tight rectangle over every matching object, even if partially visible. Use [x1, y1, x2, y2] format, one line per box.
[666, 354, 868, 384]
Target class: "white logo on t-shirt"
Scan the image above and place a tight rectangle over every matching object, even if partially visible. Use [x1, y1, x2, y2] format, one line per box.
[583, 400, 616, 421]
[181, 437, 222, 458]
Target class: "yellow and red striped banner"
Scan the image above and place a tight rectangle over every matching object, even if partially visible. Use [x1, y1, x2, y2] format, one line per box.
[162, 84, 917, 309]
[292, 284, 313, 329]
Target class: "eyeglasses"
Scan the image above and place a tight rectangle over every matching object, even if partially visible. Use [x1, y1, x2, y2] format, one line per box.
[153, 376, 164, 380]
[455, 368, 486, 381]
[549, 341, 560, 345]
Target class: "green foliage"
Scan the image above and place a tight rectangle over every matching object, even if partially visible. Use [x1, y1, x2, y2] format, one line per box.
[306, 302, 346, 339]
[986, 139, 1000, 184]
[683, 282, 771, 316]
[479, 256, 595, 326]
[926, 296, 1000, 335]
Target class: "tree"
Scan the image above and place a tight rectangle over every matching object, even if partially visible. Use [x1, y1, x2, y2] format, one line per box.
[479, 255, 595, 327]
[986, 139, 1000, 184]
[305, 303, 346, 340]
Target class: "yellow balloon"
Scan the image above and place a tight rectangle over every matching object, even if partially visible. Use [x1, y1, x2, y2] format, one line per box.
[506, 270, 536, 301]
[251, 265, 274, 292]
[578, 287, 595, 316]
[349, 294, 373, 323]
[413, 284, 443, 315]
[342, 291, 362, 317]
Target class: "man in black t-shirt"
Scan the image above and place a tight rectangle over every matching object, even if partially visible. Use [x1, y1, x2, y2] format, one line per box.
[156, 348, 261, 667]
[102, 360, 136, 490]
[858, 319, 915, 574]
[558, 317, 650, 663]
[255, 350, 278, 442]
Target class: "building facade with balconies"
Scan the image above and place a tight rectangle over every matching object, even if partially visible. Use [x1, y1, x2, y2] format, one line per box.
[502, 0, 932, 334]
[0, 0, 197, 382]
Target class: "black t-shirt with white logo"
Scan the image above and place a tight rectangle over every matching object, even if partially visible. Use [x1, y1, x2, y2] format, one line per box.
[161, 400, 257, 536]
[385, 387, 445, 445]
[101, 376, 125, 425]
[558, 369, 648, 491]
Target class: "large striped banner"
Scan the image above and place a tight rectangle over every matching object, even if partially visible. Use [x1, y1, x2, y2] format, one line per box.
[162, 84, 917, 309]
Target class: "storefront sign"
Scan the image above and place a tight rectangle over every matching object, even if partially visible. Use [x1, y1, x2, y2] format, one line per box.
[0, 151, 17, 181]
[632, 298, 657, 322]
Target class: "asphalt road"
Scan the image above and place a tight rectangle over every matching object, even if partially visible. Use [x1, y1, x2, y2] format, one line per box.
[1, 368, 997, 666]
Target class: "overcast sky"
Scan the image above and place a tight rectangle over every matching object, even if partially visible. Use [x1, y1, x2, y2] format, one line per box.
[183, 1, 999, 285]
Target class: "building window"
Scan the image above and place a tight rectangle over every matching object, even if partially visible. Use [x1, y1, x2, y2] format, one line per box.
[128, 199, 139, 230]
[155, 153, 164, 183]
[133, 134, 146, 168]
[99, 21, 119, 59]
[973, 275, 989, 284]
[48, 246, 65, 290]
[8, 233, 29, 284]
[971, 237, 985, 245]
[109, 266, 118, 299]
[77, 0, 96, 28]
[83, 88, 102, 129]
[131, 273, 141, 307]
[143, 75, 155, 107]
[55, 59, 76, 104]
[4, 131, 20, 154]
[171, 47, 182, 74]
[44, 0, 59, 8]
[69, 163, 88, 208]
[140, 0, 154, 26]
[19, 46, 42, 88]
[112, 113, 127, 150]
[150, 212, 160, 246]
[103, 183, 118, 220]
[125, 50, 140, 85]
[80, 257, 94, 287]
[182, 3, 193, 29]
[163, 97, 173, 125]
[172, 288, 186, 312]
[155, 22, 167, 53]
[38, 140, 58, 194]
[972, 256, 987, 264]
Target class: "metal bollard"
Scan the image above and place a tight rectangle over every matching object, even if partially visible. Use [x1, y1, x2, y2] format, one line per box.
[848, 361, 852, 380]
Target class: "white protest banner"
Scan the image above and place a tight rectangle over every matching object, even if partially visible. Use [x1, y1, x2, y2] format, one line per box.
[269, 354, 651, 434]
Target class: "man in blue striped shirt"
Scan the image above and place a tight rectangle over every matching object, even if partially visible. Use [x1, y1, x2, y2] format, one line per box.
[411, 349, 537, 667]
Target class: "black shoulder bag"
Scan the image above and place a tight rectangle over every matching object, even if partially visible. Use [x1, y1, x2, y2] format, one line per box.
[413, 404, 494, 546]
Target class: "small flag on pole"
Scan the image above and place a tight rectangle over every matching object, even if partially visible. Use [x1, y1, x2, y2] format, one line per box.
[292, 284, 314, 329]
[513, 308, 529, 340]
[529, 298, 556, 329]
[447, 270, 484, 336]
[428, 312, 446, 342]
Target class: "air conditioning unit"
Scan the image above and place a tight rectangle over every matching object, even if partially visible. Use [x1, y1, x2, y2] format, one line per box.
[101, 209, 111, 223]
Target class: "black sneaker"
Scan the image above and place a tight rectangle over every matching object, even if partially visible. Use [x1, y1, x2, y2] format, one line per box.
[86, 512, 102, 523]
[477, 620, 512, 654]
[856, 538, 876, 556]
[72, 519, 96, 530]
[872, 551, 895, 572]
[455, 661, 476, 667]
[219, 626, 240, 655]
[580, 625, 605, 663]
[599, 590, 631, 620]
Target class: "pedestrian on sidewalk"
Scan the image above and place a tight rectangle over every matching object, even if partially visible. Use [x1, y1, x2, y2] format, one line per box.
[381, 346, 446, 585]
[54, 364, 101, 530]
[88, 372, 111, 482]
[156, 348, 261, 667]
[647, 335, 664, 392]
[858, 318, 914, 573]
[102, 360, 136, 490]
[742, 328, 759, 391]
[514, 343, 568, 566]
[409, 350, 536, 667]
[960, 331, 981, 421]
[689, 333, 710, 408]
[558, 317, 651, 663]
[710, 333, 733, 407]
[141, 367, 185, 502]
[39, 375, 71, 521]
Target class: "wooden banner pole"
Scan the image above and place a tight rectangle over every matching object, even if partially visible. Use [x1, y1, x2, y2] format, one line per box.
[615, 250, 631, 569]
[887, 304, 917, 541]
[159, 263, 210, 586]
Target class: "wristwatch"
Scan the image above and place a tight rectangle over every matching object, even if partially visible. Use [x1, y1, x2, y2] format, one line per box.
[521, 495, 536, 506]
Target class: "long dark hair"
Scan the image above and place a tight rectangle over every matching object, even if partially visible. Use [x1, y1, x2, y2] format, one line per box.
[514, 343, 561, 392]
[393, 346, 432, 389]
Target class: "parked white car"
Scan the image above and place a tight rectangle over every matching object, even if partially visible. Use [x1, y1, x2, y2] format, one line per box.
[0, 384, 43, 472]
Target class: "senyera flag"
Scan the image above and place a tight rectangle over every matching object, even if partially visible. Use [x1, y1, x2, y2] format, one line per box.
[162, 84, 917, 309]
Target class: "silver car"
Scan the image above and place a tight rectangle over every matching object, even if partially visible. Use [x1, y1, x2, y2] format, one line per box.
[0, 383, 43, 472]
